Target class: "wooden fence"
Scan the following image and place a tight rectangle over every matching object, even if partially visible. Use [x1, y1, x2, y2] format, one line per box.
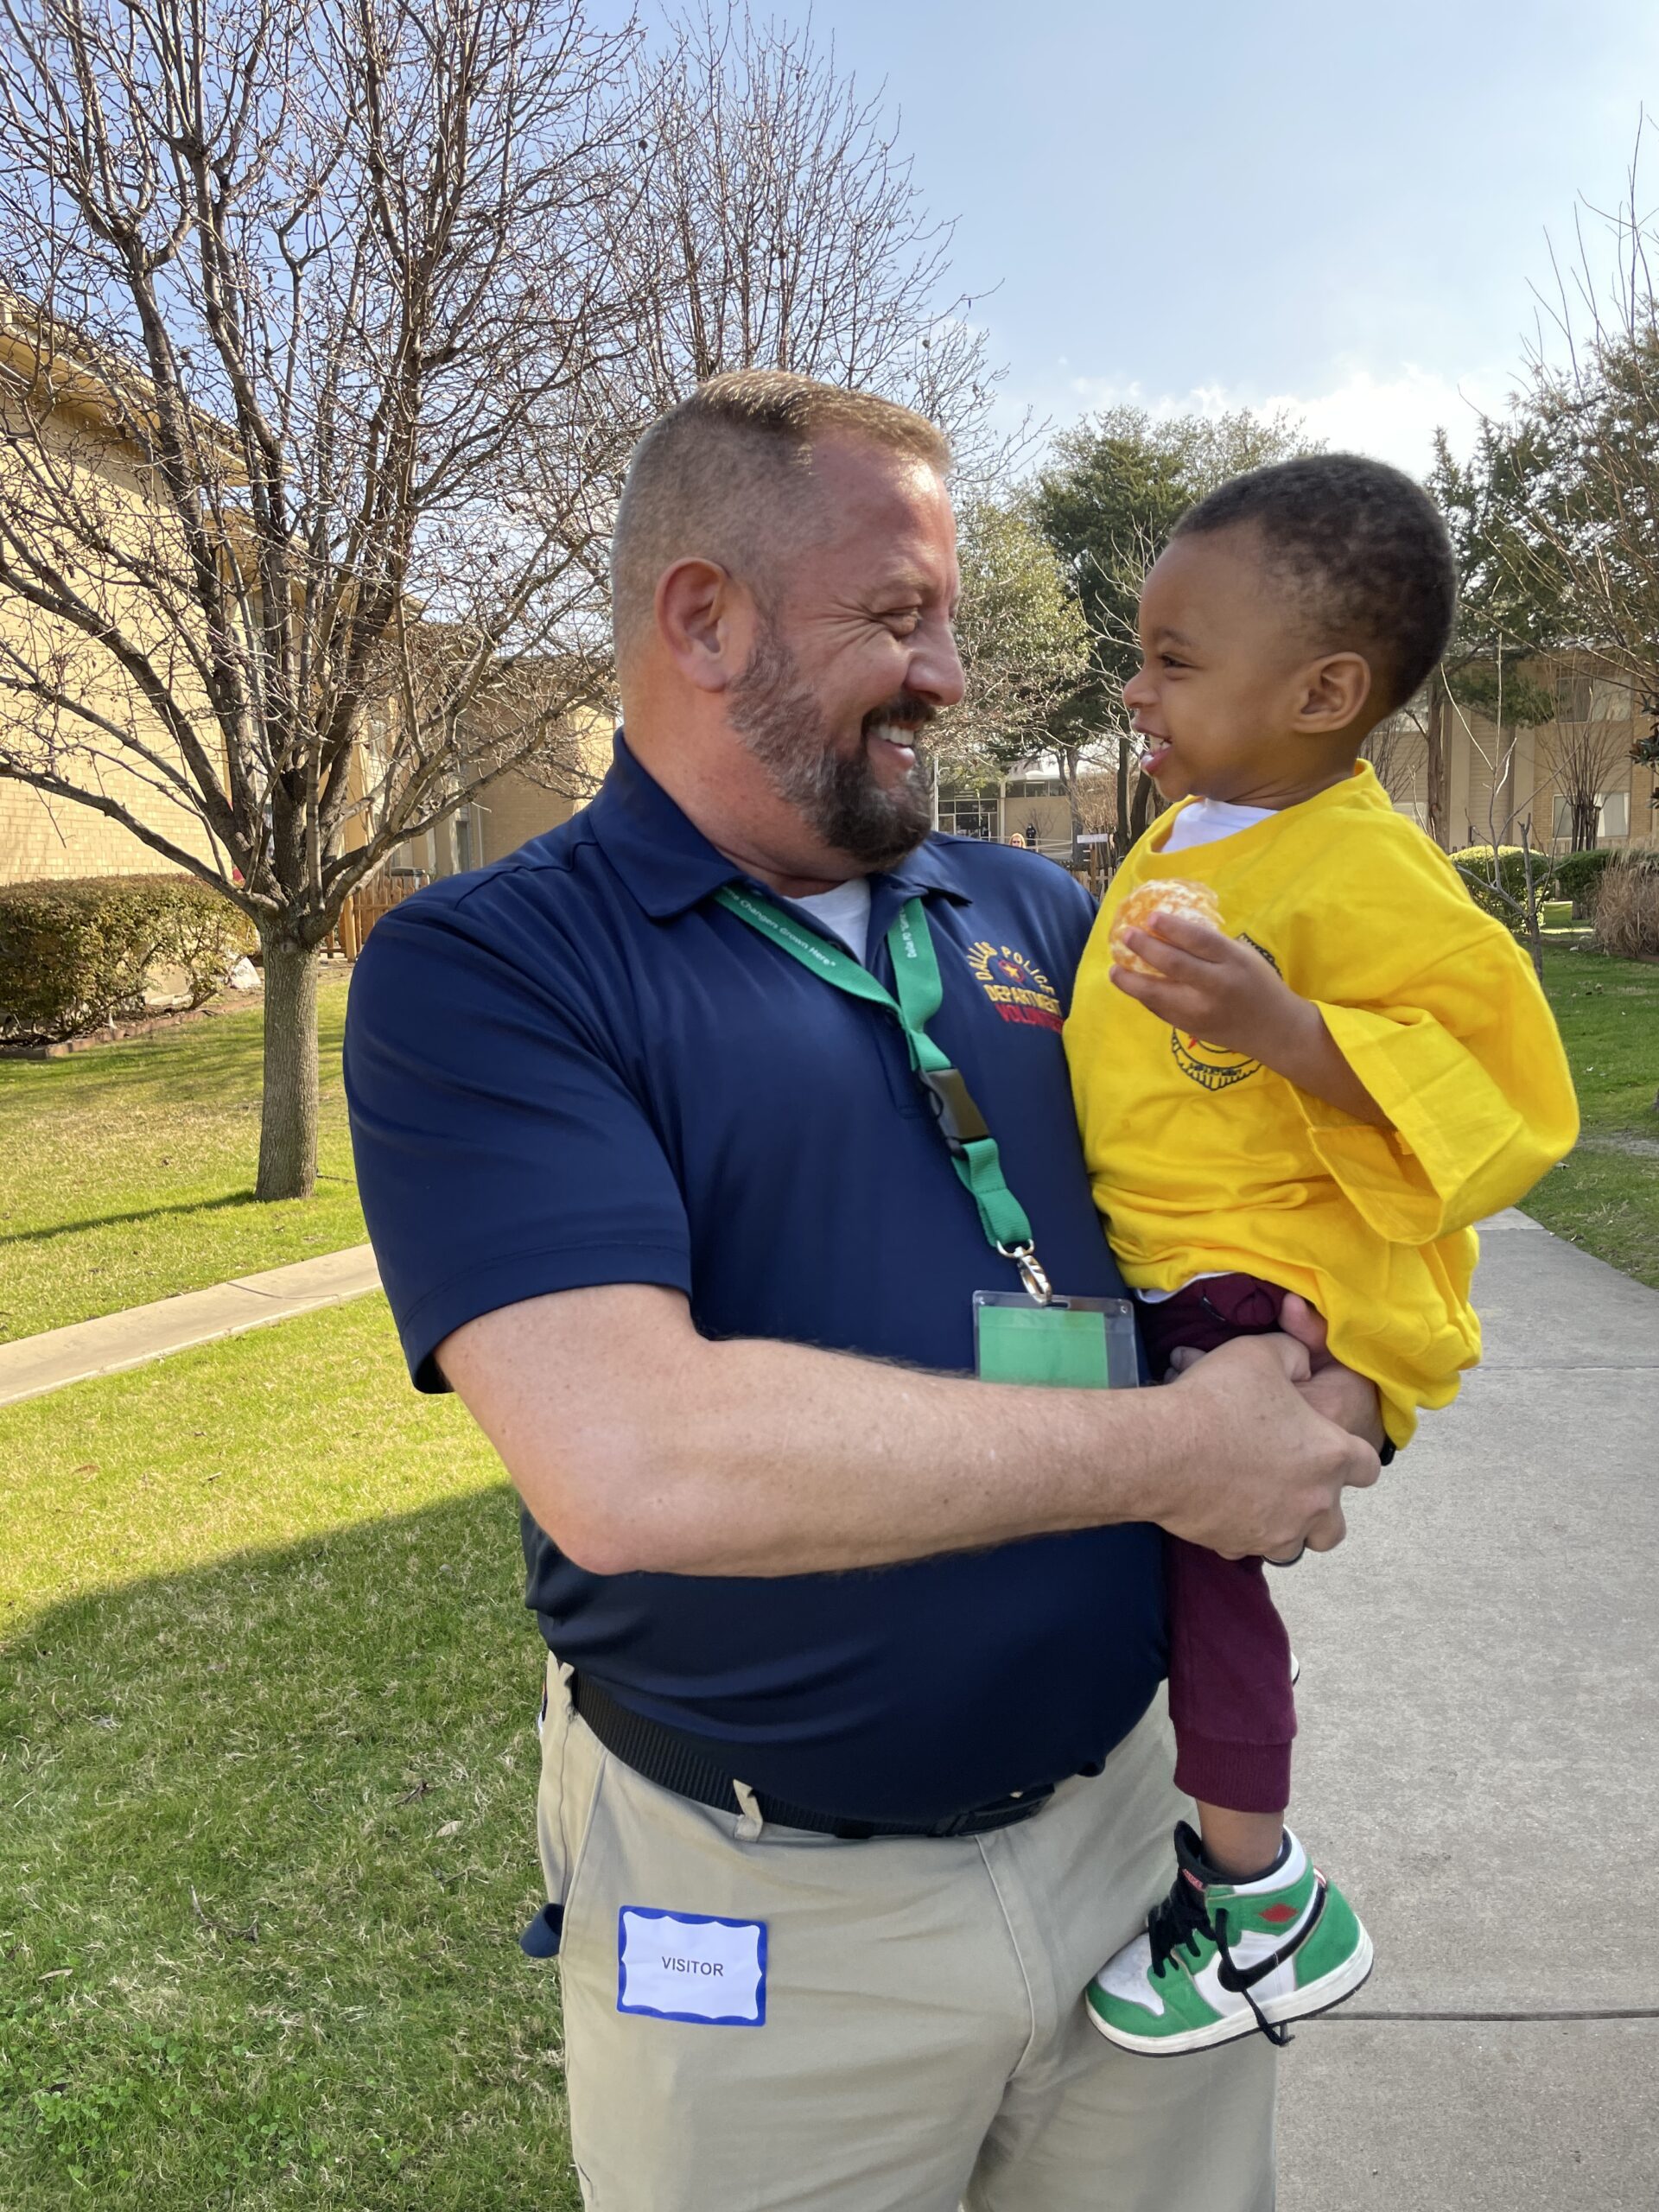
[329, 872, 427, 961]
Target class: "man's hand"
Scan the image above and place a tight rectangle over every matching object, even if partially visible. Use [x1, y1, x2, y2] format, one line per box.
[1158, 1332, 1380, 1560]
[1278, 1292, 1387, 1452]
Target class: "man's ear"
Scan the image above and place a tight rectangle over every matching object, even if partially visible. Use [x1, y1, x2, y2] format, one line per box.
[655, 558, 758, 695]
[1292, 651, 1373, 735]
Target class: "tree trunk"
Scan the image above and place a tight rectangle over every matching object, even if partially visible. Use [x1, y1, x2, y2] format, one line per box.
[1494, 730, 1517, 846]
[257, 931, 321, 1201]
[1426, 674, 1448, 849]
[1055, 741, 1084, 866]
[1518, 842, 1545, 986]
[1128, 767, 1156, 842]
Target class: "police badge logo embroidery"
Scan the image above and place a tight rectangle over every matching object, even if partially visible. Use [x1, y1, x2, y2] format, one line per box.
[1168, 937, 1281, 1092]
[966, 941, 1064, 1033]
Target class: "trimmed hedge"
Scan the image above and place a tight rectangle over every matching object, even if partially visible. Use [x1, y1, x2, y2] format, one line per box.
[1551, 847, 1614, 918]
[0, 874, 254, 1044]
[1450, 844, 1555, 934]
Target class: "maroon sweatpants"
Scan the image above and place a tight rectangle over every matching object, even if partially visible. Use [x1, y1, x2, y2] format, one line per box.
[1137, 1274, 1298, 1815]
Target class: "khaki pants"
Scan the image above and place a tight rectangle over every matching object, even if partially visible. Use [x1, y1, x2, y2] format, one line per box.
[538, 1662, 1275, 2211]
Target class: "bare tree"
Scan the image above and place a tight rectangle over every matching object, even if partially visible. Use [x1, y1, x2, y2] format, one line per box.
[1550, 709, 1634, 849]
[0, 0, 1010, 1201]
[1504, 128, 1659, 731]
[1456, 811, 1551, 983]
[601, 3, 1005, 473]
[0, 0, 637, 1197]
[1360, 708, 1423, 809]
[1448, 653, 1555, 981]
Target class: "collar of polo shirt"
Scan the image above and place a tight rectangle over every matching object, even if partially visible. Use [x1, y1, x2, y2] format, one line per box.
[590, 733, 974, 920]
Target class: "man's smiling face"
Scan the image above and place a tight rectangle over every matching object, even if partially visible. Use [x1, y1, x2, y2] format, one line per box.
[726, 434, 965, 868]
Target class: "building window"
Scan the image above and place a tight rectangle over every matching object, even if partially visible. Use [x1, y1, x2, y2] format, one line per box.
[1554, 791, 1631, 842]
[939, 796, 1000, 839]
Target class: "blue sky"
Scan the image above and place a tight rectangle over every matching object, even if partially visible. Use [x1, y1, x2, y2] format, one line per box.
[664, 0, 1659, 473]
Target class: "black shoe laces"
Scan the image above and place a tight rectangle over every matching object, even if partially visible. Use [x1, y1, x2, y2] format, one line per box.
[1147, 1867, 1312, 2049]
[1147, 1869, 1214, 1980]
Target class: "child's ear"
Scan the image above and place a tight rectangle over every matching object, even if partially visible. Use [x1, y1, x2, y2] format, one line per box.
[1292, 651, 1372, 735]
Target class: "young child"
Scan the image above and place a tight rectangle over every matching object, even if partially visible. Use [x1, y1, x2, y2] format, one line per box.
[1065, 454, 1579, 2056]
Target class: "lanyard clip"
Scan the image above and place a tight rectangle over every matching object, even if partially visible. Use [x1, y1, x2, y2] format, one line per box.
[997, 1242, 1054, 1306]
[916, 1065, 991, 1158]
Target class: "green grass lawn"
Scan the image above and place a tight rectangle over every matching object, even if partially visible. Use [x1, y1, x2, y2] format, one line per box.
[1521, 947, 1659, 1288]
[0, 973, 363, 1344]
[0, 1297, 581, 2211]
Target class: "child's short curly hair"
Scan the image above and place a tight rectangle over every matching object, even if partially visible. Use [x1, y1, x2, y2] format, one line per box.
[1173, 454, 1458, 721]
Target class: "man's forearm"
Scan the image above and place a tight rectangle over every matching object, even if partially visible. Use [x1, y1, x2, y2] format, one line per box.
[441, 1286, 1377, 1580]
[586, 1332, 1189, 1577]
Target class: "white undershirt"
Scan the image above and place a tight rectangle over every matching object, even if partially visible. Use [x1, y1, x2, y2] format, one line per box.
[787, 877, 873, 960]
[1159, 796, 1277, 853]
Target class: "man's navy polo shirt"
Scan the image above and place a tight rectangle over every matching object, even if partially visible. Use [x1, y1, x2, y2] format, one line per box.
[344, 737, 1165, 1824]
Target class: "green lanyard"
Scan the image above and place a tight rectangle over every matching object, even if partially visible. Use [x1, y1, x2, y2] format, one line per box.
[714, 883, 1053, 1303]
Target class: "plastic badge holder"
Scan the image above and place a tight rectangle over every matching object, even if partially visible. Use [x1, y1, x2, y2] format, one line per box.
[973, 1292, 1140, 1390]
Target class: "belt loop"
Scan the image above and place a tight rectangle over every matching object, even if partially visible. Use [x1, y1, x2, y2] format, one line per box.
[539, 1655, 575, 1740]
[731, 1778, 765, 1843]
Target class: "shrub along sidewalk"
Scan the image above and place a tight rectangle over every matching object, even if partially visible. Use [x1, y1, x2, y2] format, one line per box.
[0, 970, 360, 1343]
[0, 1296, 581, 2211]
[0, 874, 252, 1046]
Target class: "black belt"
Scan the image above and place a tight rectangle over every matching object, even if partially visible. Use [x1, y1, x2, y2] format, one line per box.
[569, 1672, 1054, 1841]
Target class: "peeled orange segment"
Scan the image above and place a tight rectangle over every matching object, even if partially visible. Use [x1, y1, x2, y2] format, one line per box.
[1109, 879, 1224, 974]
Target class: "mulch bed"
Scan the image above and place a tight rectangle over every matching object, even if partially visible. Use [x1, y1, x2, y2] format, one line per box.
[0, 988, 264, 1059]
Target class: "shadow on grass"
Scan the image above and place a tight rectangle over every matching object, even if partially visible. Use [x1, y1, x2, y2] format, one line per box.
[0, 1192, 262, 1247]
[0, 1487, 582, 2212]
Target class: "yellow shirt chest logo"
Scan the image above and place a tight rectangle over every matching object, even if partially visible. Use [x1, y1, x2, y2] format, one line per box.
[1167, 935, 1280, 1093]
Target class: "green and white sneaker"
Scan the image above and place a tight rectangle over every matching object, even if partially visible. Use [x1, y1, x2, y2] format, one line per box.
[1086, 1821, 1372, 2056]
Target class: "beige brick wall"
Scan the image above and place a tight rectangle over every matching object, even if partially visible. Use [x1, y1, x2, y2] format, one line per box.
[0, 772, 213, 886]
[1, 380, 219, 888]
[474, 709, 614, 868]
[477, 775, 588, 866]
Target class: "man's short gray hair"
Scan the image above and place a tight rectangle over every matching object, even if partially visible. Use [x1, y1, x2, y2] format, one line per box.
[610, 371, 951, 660]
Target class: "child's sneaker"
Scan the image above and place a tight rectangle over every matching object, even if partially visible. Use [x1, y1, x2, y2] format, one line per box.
[1086, 1821, 1372, 2055]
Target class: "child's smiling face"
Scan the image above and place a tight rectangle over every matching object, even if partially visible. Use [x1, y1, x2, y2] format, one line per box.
[1123, 526, 1374, 810]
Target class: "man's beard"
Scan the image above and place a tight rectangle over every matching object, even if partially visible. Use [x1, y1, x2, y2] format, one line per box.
[728, 618, 936, 870]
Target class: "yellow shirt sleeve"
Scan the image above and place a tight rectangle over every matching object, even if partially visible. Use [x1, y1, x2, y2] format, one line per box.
[1306, 958, 1578, 1244]
[1283, 849, 1579, 1247]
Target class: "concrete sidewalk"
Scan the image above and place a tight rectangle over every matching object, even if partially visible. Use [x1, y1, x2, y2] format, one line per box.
[0, 1244, 381, 1408]
[1277, 1209, 1659, 2209]
[4, 1208, 1654, 2202]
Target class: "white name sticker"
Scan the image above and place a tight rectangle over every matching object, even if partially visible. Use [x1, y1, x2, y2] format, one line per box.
[616, 1907, 767, 2026]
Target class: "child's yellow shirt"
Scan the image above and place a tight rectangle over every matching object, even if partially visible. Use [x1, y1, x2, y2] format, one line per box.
[1065, 764, 1579, 1444]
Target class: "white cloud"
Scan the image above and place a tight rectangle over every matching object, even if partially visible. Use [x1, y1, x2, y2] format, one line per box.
[1043, 360, 1520, 479]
